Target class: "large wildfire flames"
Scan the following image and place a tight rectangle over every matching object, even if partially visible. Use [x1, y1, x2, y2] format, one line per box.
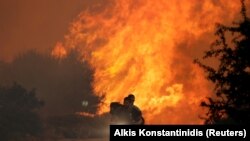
[52, 0, 244, 124]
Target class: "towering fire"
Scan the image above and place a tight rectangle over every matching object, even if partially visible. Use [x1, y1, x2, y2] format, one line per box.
[52, 0, 243, 124]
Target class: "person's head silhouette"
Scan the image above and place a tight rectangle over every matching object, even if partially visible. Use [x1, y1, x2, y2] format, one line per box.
[123, 96, 130, 107]
[127, 94, 135, 104]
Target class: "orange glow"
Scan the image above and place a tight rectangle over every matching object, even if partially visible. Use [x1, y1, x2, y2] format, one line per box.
[53, 0, 243, 124]
[51, 42, 67, 59]
[76, 112, 95, 118]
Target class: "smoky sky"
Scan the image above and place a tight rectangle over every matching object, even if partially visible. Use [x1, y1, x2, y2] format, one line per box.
[0, 0, 106, 62]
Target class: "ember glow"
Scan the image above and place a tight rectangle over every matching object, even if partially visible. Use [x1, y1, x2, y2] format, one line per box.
[53, 0, 243, 124]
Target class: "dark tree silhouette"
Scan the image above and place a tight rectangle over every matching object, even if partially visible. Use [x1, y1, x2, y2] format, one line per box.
[0, 50, 100, 117]
[194, 0, 250, 124]
[0, 83, 44, 140]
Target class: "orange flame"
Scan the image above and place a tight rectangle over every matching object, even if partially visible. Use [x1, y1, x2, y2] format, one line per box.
[51, 42, 67, 59]
[53, 0, 243, 124]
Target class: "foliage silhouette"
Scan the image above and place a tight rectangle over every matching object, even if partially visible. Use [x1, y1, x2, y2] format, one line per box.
[0, 83, 44, 140]
[0, 50, 100, 117]
[194, 0, 250, 124]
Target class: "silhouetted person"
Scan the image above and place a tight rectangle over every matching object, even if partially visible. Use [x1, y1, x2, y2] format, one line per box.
[110, 98, 131, 125]
[127, 94, 144, 125]
[109, 95, 144, 125]
[122, 97, 134, 124]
